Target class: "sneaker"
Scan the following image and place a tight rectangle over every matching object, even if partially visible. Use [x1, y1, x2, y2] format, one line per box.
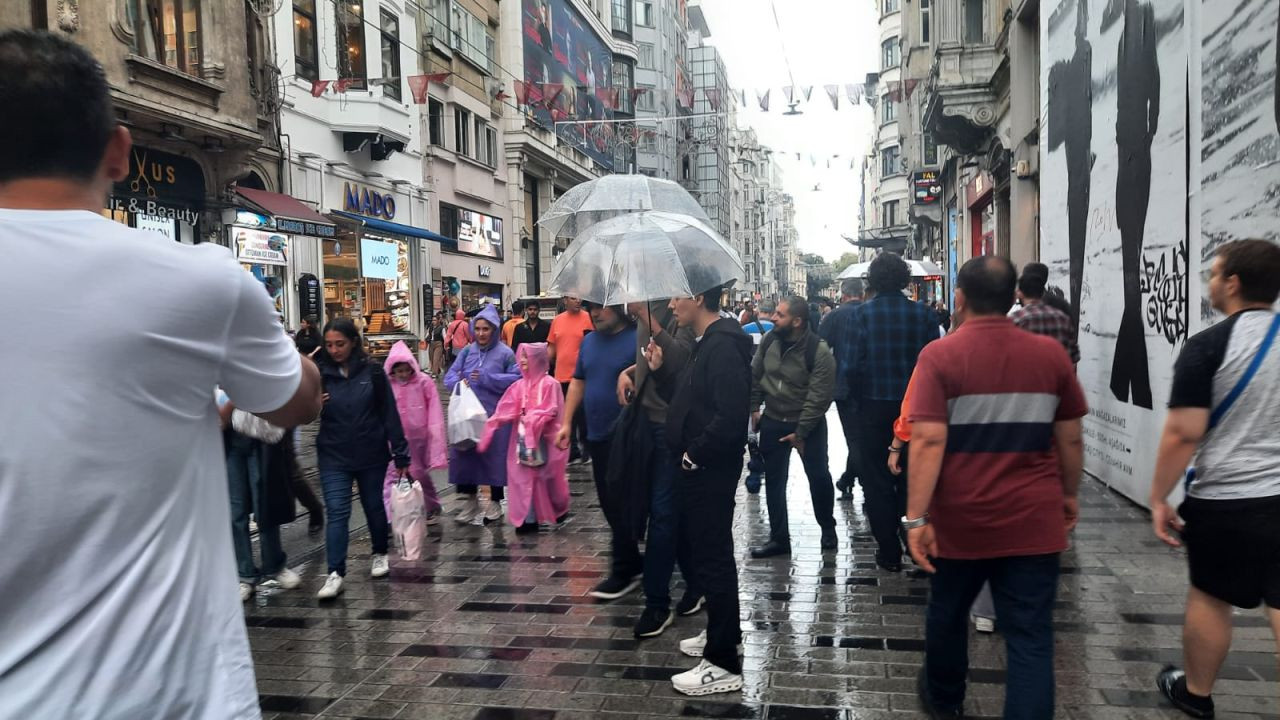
[589, 574, 641, 600]
[274, 567, 302, 590]
[678, 630, 744, 658]
[555, 512, 572, 527]
[371, 554, 390, 578]
[633, 607, 674, 638]
[455, 496, 480, 524]
[317, 572, 344, 600]
[482, 499, 503, 523]
[1157, 666, 1215, 719]
[676, 592, 705, 616]
[239, 582, 254, 603]
[973, 616, 995, 634]
[671, 659, 743, 696]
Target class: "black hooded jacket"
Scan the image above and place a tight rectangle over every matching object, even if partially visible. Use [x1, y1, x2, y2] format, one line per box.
[665, 317, 754, 468]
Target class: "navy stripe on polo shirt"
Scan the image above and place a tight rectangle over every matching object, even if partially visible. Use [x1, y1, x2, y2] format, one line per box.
[908, 317, 1088, 560]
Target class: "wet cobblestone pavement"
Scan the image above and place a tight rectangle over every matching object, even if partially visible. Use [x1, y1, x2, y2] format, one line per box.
[252, 411, 1279, 719]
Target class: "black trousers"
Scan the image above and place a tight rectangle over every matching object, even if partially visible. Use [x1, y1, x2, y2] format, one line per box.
[759, 415, 836, 544]
[560, 382, 589, 459]
[835, 399, 864, 490]
[857, 399, 907, 565]
[456, 484, 504, 501]
[678, 458, 743, 674]
[589, 439, 644, 579]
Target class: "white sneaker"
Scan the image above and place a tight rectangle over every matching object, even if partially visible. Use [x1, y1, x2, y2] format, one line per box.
[678, 631, 745, 658]
[973, 616, 995, 633]
[671, 659, 743, 696]
[482, 498, 503, 523]
[239, 582, 254, 603]
[371, 554, 390, 578]
[274, 567, 301, 590]
[455, 496, 480, 524]
[317, 572, 344, 600]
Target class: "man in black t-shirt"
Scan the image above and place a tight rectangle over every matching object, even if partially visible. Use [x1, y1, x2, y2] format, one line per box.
[512, 301, 549, 353]
[1150, 239, 1280, 719]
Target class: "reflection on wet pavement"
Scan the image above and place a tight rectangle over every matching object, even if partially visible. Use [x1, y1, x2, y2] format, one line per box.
[251, 410, 1279, 719]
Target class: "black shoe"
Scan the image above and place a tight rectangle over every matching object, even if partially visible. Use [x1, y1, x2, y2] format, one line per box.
[307, 518, 324, 536]
[589, 574, 641, 600]
[876, 555, 903, 573]
[821, 529, 838, 551]
[750, 540, 791, 559]
[676, 592, 705, 616]
[633, 607, 674, 638]
[917, 669, 964, 718]
[514, 523, 540, 535]
[1157, 666, 1215, 719]
[835, 477, 854, 498]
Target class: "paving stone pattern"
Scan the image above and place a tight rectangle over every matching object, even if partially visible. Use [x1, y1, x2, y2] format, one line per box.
[252, 409, 1280, 719]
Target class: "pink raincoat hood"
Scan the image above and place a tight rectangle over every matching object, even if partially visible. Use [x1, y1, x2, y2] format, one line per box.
[385, 339, 421, 375]
[382, 340, 447, 470]
[517, 342, 551, 379]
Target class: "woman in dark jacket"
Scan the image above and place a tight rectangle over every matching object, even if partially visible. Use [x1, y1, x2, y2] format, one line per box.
[314, 318, 411, 600]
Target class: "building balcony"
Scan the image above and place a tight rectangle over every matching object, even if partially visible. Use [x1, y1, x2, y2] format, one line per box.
[922, 44, 1002, 155]
[854, 224, 910, 253]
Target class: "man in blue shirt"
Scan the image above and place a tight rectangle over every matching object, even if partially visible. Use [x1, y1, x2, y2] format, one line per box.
[847, 254, 939, 572]
[558, 303, 640, 598]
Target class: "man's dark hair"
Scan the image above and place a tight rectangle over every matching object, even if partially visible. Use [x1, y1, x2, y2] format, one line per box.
[957, 255, 1018, 315]
[512, 300, 526, 313]
[780, 295, 812, 328]
[1218, 239, 1280, 304]
[867, 254, 911, 294]
[1018, 262, 1050, 299]
[696, 283, 729, 313]
[840, 277, 865, 298]
[0, 31, 116, 183]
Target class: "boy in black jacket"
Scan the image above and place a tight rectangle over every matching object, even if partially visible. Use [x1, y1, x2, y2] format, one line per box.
[646, 283, 753, 696]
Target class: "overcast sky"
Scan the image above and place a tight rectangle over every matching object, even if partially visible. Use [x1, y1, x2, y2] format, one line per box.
[698, 0, 878, 262]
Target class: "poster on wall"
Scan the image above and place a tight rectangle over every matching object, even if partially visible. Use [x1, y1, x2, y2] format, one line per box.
[456, 208, 504, 260]
[1199, 0, 1280, 323]
[1040, 0, 1187, 505]
[234, 228, 289, 266]
[522, 0, 614, 168]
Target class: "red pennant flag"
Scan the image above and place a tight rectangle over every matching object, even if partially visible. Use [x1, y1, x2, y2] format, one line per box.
[514, 80, 531, 105]
[310, 80, 331, 97]
[825, 84, 840, 110]
[595, 87, 619, 109]
[704, 88, 721, 110]
[427, 72, 452, 86]
[542, 83, 565, 107]
[630, 87, 648, 105]
[757, 89, 771, 112]
[886, 81, 902, 103]
[904, 79, 921, 97]
[407, 75, 430, 104]
[333, 78, 354, 93]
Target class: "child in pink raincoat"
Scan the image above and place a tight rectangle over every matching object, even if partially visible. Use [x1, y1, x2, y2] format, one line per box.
[382, 340, 448, 521]
[477, 343, 570, 527]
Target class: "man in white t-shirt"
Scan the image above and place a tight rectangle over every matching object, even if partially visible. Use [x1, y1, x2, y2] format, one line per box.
[0, 31, 322, 720]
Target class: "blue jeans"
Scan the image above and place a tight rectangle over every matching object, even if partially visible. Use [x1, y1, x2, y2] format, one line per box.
[642, 419, 692, 611]
[320, 465, 390, 576]
[924, 553, 1060, 718]
[227, 433, 285, 583]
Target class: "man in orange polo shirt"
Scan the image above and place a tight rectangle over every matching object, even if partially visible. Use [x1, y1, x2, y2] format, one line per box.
[548, 294, 595, 463]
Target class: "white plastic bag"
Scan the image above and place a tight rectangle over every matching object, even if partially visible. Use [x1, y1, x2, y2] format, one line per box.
[231, 408, 285, 443]
[447, 382, 487, 449]
[390, 478, 427, 561]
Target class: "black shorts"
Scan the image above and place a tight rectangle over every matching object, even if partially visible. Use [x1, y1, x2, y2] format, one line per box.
[1180, 494, 1280, 609]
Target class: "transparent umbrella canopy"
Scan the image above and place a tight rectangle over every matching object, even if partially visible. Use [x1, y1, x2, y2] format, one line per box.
[837, 259, 944, 279]
[548, 211, 745, 306]
[537, 175, 712, 239]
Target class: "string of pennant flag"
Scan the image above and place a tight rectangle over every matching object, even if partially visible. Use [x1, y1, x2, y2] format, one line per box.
[307, 74, 925, 113]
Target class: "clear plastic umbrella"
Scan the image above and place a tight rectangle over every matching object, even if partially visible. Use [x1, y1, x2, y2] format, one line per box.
[548, 211, 744, 306]
[538, 175, 712, 239]
[837, 259, 943, 279]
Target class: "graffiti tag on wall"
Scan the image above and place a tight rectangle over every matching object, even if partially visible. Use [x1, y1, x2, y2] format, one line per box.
[1140, 239, 1189, 346]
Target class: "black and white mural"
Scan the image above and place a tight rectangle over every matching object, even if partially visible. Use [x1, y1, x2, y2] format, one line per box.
[1041, 0, 1186, 503]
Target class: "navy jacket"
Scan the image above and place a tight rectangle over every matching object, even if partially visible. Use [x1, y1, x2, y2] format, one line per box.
[316, 356, 411, 472]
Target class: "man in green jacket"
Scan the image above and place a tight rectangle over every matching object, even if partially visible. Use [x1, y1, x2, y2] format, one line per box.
[749, 295, 839, 558]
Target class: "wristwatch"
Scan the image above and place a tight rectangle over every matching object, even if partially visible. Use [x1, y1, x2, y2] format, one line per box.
[900, 514, 929, 530]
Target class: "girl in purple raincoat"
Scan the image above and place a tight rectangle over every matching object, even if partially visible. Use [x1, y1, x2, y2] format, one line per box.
[381, 340, 448, 523]
[444, 304, 520, 524]
[477, 343, 570, 528]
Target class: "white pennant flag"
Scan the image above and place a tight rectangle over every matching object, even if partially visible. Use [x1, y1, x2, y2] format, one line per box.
[825, 84, 840, 110]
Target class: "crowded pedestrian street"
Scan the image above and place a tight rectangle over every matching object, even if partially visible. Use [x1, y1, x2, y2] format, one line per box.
[243, 412, 1279, 720]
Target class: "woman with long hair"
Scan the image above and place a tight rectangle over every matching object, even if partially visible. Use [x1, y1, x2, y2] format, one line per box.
[313, 318, 411, 600]
[444, 304, 520, 523]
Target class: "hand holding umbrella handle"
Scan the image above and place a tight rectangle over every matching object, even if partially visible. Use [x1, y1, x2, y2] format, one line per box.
[644, 338, 664, 372]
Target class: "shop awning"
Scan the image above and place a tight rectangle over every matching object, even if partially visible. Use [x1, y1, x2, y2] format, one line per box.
[234, 187, 336, 236]
[329, 210, 452, 244]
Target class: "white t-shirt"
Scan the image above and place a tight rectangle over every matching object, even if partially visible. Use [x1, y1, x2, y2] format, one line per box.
[0, 209, 302, 719]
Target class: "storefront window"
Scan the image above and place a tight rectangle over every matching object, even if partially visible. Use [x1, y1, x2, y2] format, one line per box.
[322, 230, 412, 338]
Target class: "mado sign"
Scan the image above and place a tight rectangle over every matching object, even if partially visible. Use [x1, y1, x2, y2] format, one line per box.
[344, 182, 396, 220]
[361, 238, 399, 280]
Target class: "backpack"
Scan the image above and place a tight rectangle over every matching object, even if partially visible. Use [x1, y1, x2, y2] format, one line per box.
[759, 329, 820, 372]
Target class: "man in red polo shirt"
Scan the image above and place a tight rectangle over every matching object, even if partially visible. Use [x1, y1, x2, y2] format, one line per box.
[906, 255, 1086, 719]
